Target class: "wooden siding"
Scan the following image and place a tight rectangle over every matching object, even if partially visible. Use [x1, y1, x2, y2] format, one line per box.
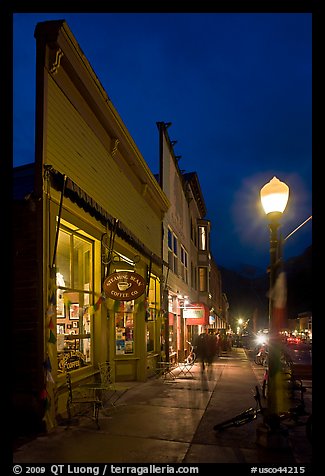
[46, 75, 162, 257]
[161, 132, 191, 264]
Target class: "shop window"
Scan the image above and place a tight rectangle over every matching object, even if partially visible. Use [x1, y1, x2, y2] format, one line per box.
[169, 315, 177, 355]
[115, 301, 135, 355]
[56, 226, 94, 372]
[146, 275, 160, 352]
[147, 275, 160, 321]
[146, 323, 154, 352]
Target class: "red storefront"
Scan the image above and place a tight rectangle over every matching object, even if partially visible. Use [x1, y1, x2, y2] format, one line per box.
[167, 302, 210, 361]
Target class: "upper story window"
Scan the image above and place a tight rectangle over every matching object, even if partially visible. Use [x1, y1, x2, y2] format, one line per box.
[198, 267, 208, 292]
[168, 228, 173, 250]
[180, 245, 188, 284]
[168, 227, 178, 275]
[191, 261, 197, 290]
[198, 225, 207, 251]
[191, 218, 197, 246]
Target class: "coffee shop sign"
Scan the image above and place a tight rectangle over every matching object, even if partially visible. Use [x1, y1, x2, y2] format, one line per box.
[103, 271, 146, 301]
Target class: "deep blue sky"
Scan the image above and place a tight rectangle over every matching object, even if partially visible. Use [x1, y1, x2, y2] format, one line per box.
[13, 12, 313, 272]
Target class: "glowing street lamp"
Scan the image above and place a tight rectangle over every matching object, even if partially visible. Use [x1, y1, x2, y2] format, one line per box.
[260, 176, 289, 430]
[260, 176, 289, 216]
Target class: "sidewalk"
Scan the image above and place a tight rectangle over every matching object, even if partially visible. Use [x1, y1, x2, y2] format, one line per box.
[12, 347, 312, 465]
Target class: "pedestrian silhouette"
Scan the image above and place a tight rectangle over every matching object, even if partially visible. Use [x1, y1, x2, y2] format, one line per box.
[195, 331, 214, 371]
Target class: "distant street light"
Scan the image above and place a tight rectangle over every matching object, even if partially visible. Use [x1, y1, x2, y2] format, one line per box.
[260, 176, 289, 432]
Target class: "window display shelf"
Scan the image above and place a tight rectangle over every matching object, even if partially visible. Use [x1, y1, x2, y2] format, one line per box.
[64, 333, 91, 339]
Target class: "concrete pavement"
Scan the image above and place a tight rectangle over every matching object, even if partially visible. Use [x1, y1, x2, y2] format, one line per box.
[12, 347, 312, 465]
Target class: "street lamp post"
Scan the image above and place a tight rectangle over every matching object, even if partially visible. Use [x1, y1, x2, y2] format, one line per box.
[259, 176, 289, 444]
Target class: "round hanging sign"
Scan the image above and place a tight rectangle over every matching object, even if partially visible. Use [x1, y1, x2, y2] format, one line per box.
[103, 271, 146, 301]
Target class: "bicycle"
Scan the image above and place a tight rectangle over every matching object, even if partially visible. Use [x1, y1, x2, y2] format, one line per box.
[261, 349, 298, 399]
[262, 361, 309, 402]
[213, 385, 312, 444]
[254, 346, 268, 366]
[186, 340, 196, 364]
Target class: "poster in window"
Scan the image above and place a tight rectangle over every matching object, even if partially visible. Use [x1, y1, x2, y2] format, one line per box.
[116, 340, 125, 354]
[57, 334, 65, 352]
[116, 327, 125, 340]
[115, 313, 125, 328]
[56, 292, 65, 318]
[69, 303, 79, 320]
[124, 340, 134, 354]
[57, 323, 65, 334]
[125, 301, 134, 312]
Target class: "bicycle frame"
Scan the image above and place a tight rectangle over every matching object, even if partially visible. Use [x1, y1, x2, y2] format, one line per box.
[186, 340, 196, 364]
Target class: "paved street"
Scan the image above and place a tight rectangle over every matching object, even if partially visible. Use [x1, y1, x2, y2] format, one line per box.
[12, 347, 312, 466]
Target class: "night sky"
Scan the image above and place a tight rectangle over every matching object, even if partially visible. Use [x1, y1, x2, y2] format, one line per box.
[12, 11, 313, 272]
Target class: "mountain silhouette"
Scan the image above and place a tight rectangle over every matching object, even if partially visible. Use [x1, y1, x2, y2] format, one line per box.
[220, 244, 312, 331]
